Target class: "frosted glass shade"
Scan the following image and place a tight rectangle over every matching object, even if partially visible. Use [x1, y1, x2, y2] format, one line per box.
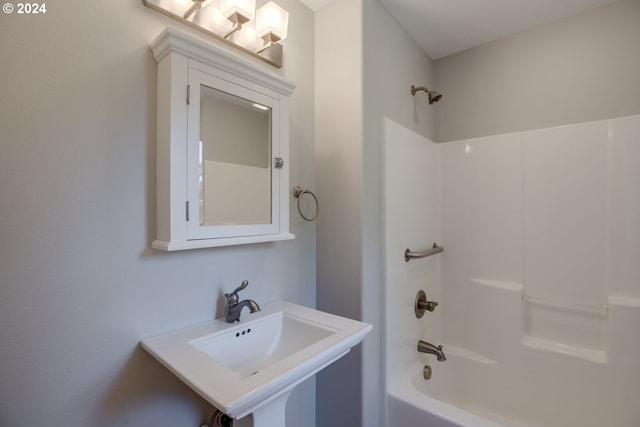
[148, 0, 192, 16]
[193, 6, 234, 35]
[230, 26, 264, 51]
[220, 0, 256, 21]
[256, 1, 289, 41]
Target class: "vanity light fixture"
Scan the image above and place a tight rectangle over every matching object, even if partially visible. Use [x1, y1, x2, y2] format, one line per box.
[221, 0, 255, 38]
[256, 1, 288, 52]
[142, 0, 289, 68]
[183, 0, 211, 19]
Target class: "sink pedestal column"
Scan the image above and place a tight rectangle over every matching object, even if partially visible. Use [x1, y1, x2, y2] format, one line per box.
[250, 392, 290, 427]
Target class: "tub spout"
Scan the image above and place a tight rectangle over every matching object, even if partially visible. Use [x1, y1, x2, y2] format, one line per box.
[417, 340, 446, 361]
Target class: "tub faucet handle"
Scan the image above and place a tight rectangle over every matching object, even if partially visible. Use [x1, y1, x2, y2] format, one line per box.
[415, 290, 439, 318]
[419, 299, 438, 311]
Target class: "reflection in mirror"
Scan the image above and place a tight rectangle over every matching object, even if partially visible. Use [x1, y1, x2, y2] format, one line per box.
[199, 85, 272, 226]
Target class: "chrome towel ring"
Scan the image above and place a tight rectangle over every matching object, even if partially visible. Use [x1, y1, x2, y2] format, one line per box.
[292, 186, 319, 221]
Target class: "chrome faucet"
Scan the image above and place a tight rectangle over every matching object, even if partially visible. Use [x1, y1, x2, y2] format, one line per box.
[417, 340, 446, 361]
[224, 280, 261, 323]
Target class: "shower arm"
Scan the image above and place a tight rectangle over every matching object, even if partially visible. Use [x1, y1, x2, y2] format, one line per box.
[410, 85, 442, 104]
[410, 85, 429, 96]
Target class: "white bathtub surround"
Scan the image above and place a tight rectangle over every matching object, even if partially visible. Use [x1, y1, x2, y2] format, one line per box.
[381, 118, 442, 389]
[381, 115, 640, 427]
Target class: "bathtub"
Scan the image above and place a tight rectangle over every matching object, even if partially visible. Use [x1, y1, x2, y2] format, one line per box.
[383, 286, 640, 427]
[383, 283, 640, 427]
[385, 335, 640, 427]
[387, 357, 504, 427]
[380, 117, 640, 427]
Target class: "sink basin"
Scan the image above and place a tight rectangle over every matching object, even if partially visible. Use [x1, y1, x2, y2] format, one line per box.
[141, 300, 372, 424]
[192, 311, 337, 377]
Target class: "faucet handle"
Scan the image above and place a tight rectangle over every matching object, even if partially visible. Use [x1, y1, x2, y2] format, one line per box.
[226, 280, 249, 300]
[415, 290, 439, 318]
[421, 300, 439, 311]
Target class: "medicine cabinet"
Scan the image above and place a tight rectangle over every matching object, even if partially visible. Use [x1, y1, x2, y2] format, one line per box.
[149, 28, 296, 250]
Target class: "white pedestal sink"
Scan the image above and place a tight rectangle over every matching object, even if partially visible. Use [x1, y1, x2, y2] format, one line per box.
[141, 300, 372, 427]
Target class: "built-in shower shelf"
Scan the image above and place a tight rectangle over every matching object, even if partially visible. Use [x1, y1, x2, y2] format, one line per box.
[443, 344, 498, 365]
[469, 278, 522, 292]
[522, 295, 608, 362]
[522, 335, 607, 363]
[608, 294, 640, 307]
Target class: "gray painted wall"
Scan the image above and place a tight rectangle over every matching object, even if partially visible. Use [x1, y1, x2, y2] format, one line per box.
[0, 1, 316, 426]
[315, 1, 364, 425]
[435, 0, 640, 142]
[315, 0, 435, 426]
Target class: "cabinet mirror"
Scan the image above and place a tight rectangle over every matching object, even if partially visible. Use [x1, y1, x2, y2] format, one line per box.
[198, 85, 272, 227]
[187, 68, 281, 240]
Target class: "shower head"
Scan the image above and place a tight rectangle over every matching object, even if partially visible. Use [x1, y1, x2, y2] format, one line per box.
[411, 85, 442, 104]
[428, 91, 442, 104]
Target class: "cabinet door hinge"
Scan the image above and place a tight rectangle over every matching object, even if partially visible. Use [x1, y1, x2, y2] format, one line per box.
[186, 201, 190, 221]
[187, 85, 190, 105]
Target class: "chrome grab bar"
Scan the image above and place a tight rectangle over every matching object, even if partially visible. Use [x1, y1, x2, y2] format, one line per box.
[404, 243, 444, 262]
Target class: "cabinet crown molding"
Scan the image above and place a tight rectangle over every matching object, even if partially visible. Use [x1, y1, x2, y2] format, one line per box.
[150, 28, 295, 96]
